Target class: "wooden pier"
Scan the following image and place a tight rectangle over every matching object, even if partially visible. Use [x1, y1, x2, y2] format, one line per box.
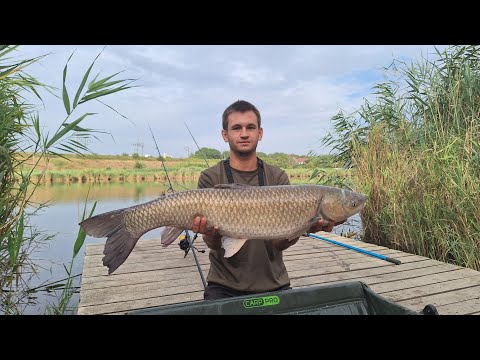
[78, 232, 480, 315]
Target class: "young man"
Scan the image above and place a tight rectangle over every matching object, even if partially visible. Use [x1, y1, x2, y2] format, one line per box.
[193, 100, 341, 300]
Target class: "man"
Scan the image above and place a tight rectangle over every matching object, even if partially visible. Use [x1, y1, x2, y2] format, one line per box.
[193, 100, 341, 300]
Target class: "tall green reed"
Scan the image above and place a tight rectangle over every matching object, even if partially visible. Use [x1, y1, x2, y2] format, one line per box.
[320, 45, 480, 270]
[0, 45, 134, 314]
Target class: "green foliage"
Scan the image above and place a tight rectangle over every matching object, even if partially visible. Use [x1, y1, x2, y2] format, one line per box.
[303, 154, 336, 169]
[259, 152, 297, 169]
[322, 45, 480, 270]
[221, 150, 230, 159]
[45, 194, 97, 315]
[0, 45, 133, 314]
[134, 161, 145, 169]
[192, 147, 222, 159]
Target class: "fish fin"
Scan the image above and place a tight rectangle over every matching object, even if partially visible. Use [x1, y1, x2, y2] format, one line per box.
[161, 227, 184, 247]
[221, 237, 248, 257]
[214, 183, 253, 189]
[80, 209, 141, 275]
[79, 208, 125, 238]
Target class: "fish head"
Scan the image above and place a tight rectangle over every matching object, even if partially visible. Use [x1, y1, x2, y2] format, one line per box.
[318, 188, 367, 223]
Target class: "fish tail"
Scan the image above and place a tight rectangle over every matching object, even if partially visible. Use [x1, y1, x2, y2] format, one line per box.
[79, 209, 141, 275]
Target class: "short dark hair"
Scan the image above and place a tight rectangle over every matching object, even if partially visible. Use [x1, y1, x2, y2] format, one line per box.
[222, 100, 261, 130]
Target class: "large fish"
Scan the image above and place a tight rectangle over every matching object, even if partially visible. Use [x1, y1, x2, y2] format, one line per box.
[79, 184, 367, 274]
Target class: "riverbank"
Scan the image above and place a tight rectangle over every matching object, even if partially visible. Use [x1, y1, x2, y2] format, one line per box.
[23, 154, 348, 184]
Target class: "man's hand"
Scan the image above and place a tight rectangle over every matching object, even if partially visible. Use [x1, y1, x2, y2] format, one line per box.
[271, 218, 346, 251]
[192, 215, 222, 250]
[308, 217, 346, 233]
[271, 237, 299, 251]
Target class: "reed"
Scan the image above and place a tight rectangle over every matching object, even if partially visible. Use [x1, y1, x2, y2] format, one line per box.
[322, 45, 480, 270]
[0, 45, 133, 313]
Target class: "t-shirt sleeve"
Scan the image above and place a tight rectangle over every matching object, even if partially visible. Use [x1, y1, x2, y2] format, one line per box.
[277, 170, 290, 185]
[198, 170, 215, 189]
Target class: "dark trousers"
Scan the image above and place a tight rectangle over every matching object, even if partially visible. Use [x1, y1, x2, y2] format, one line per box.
[204, 282, 292, 301]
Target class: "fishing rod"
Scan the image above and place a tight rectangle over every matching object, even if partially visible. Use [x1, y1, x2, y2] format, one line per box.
[182, 122, 211, 260]
[184, 122, 210, 168]
[147, 123, 207, 289]
[305, 232, 402, 265]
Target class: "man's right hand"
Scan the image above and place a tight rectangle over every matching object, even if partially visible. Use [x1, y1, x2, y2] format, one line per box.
[192, 215, 222, 250]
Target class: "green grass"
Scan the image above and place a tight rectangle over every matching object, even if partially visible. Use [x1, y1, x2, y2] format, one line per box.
[30, 165, 342, 183]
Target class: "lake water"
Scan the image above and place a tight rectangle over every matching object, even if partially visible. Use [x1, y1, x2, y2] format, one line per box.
[22, 180, 362, 315]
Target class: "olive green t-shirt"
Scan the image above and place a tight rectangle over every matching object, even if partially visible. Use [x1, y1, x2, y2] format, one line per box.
[197, 159, 291, 292]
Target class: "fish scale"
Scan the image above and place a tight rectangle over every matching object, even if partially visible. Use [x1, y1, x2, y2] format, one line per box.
[80, 184, 367, 274]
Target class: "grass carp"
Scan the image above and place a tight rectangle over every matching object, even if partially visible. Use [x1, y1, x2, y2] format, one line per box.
[79, 184, 367, 274]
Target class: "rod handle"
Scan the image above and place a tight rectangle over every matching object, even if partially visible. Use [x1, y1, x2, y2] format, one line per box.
[386, 257, 401, 265]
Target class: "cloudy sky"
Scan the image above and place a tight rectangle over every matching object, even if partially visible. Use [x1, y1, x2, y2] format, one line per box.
[15, 45, 446, 158]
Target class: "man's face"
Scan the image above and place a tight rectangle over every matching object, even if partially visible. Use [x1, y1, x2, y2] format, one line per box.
[222, 110, 263, 155]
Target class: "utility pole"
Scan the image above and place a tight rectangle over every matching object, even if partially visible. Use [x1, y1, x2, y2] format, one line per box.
[132, 139, 144, 156]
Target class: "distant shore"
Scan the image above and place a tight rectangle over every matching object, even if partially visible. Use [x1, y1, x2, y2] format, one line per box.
[32, 167, 349, 184]
[23, 154, 348, 184]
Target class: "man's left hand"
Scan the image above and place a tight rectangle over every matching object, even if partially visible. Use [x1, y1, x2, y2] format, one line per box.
[308, 218, 346, 233]
[271, 218, 346, 251]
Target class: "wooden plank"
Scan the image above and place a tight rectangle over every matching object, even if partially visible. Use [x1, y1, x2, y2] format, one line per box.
[82, 241, 393, 265]
[81, 254, 426, 293]
[373, 276, 480, 302]
[81, 269, 210, 292]
[81, 242, 345, 264]
[84, 233, 389, 255]
[78, 258, 462, 316]
[78, 253, 424, 308]
[78, 249, 421, 297]
[78, 291, 204, 315]
[294, 268, 480, 302]
[285, 255, 432, 279]
[83, 242, 383, 262]
[81, 248, 419, 278]
[79, 263, 462, 308]
[79, 250, 414, 297]
[81, 253, 425, 292]
[81, 259, 444, 293]
[82, 244, 403, 269]
[79, 281, 206, 308]
[435, 298, 480, 315]
[368, 268, 480, 293]
[81, 266, 210, 288]
[397, 285, 480, 312]
[81, 256, 211, 278]
[291, 262, 462, 288]
[82, 245, 403, 275]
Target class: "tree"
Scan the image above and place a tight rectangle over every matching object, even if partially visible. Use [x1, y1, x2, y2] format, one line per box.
[192, 147, 222, 159]
[221, 150, 230, 159]
[267, 152, 295, 168]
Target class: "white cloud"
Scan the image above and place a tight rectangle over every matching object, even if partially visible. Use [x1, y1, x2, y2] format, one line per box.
[12, 44, 447, 157]
[229, 61, 286, 86]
